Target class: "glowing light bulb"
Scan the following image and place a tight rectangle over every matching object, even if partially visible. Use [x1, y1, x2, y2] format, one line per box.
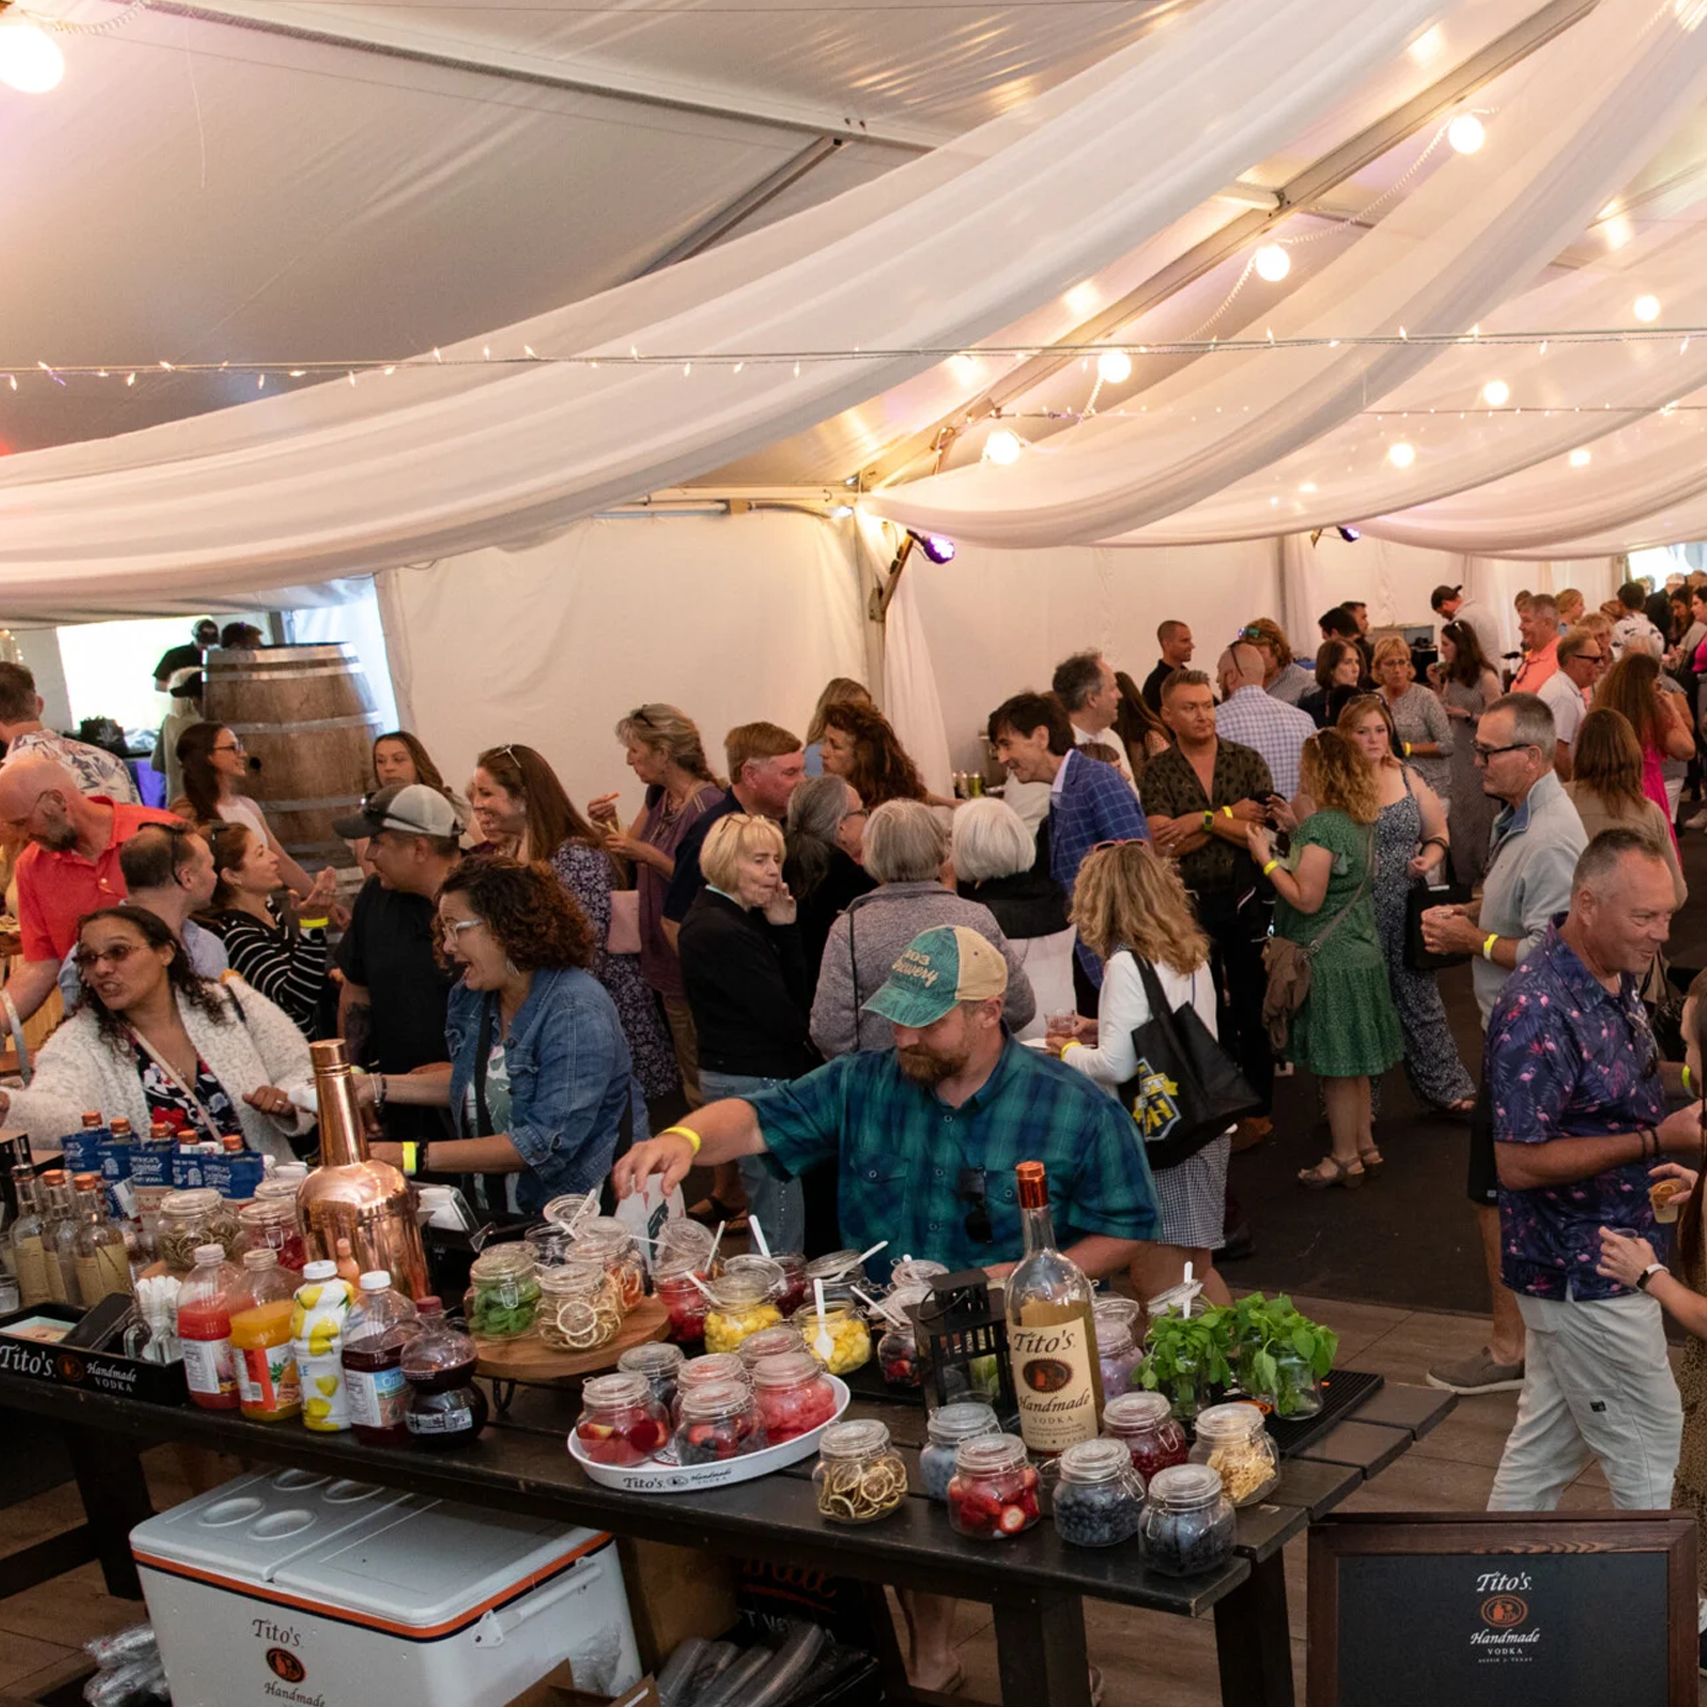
[0, 18, 65, 93]
[1634, 294, 1662, 323]
[1254, 244, 1291, 283]
[1447, 114, 1484, 154]
[1569, 448, 1592, 468]
[1095, 350, 1132, 385]
[1481, 380, 1510, 407]
[1388, 442, 1417, 469]
[983, 429, 1023, 466]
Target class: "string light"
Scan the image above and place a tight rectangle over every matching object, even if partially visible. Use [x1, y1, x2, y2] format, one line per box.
[1388, 442, 1417, 468]
[1569, 447, 1593, 467]
[983, 428, 1023, 465]
[1481, 379, 1510, 407]
[1095, 349, 1132, 384]
[1447, 114, 1485, 154]
[1253, 244, 1291, 283]
[0, 14, 64, 93]
[1634, 294, 1662, 323]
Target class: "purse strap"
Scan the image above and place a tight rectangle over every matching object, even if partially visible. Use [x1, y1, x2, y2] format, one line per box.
[1304, 826, 1375, 961]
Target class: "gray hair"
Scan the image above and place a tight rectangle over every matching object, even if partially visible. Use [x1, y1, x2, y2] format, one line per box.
[786, 774, 856, 843]
[1573, 825, 1671, 896]
[864, 799, 949, 884]
[951, 797, 1038, 883]
[1486, 691, 1555, 754]
[1050, 651, 1105, 713]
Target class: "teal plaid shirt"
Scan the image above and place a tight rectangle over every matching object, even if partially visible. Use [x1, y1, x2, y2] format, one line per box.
[748, 1039, 1160, 1283]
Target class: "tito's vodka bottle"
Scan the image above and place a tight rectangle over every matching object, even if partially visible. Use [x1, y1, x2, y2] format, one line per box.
[1005, 1160, 1104, 1456]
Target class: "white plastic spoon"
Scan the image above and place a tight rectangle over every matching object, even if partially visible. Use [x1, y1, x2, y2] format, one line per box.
[811, 1278, 835, 1364]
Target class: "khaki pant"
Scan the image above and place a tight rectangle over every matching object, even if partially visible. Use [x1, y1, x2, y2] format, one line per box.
[661, 994, 703, 1109]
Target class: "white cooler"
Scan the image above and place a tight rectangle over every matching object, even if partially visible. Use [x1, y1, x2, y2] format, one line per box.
[131, 1467, 641, 1707]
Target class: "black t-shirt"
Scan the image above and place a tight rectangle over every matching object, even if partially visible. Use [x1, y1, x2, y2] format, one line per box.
[1142, 659, 1173, 712]
[154, 642, 203, 681]
[662, 789, 740, 924]
[336, 876, 455, 1072]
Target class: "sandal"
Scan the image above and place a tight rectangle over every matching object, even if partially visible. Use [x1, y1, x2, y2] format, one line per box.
[1358, 1146, 1385, 1176]
[686, 1194, 750, 1231]
[1297, 1156, 1365, 1190]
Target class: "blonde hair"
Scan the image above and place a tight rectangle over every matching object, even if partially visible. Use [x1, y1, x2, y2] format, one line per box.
[1243, 617, 1293, 670]
[1072, 842, 1208, 975]
[615, 704, 721, 786]
[1301, 730, 1380, 824]
[806, 678, 872, 746]
[699, 812, 786, 892]
[1371, 635, 1412, 678]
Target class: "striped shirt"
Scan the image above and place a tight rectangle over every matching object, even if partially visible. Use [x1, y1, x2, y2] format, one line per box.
[208, 907, 328, 1036]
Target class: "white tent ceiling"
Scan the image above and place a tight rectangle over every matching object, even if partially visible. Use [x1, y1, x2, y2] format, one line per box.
[4, 0, 1707, 614]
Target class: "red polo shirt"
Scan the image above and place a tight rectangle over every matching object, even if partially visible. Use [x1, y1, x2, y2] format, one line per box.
[1511, 638, 1559, 696]
[15, 798, 183, 962]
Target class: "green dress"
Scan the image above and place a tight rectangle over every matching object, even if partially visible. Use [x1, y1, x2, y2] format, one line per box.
[1272, 809, 1403, 1078]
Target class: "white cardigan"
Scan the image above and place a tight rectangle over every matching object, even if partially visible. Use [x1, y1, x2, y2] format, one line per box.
[10, 979, 315, 1165]
[1062, 951, 1219, 1094]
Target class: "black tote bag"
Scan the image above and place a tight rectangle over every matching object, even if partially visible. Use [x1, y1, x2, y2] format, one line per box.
[1117, 958, 1264, 1171]
[1403, 878, 1473, 973]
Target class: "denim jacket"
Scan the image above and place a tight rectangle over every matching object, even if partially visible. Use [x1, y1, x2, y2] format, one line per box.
[445, 966, 643, 1212]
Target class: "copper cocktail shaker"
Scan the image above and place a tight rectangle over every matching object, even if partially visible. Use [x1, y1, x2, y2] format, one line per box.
[296, 1038, 429, 1300]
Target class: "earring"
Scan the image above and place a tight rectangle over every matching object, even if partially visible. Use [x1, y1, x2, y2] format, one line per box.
[504, 956, 521, 979]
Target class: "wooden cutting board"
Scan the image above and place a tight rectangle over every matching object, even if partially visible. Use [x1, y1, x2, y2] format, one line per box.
[473, 1294, 670, 1385]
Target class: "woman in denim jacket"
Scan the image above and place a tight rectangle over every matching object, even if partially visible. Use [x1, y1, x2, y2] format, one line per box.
[369, 855, 642, 1211]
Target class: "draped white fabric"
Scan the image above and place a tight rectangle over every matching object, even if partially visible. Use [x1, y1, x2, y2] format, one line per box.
[868, 0, 1707, 551]
[0, 0, 1443, 613]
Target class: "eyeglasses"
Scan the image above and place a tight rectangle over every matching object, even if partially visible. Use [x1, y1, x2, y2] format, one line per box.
[1091, 838, 1144, 855]
[958, 1167, 994, 1246]
[212, 740, 245, 755]
[1471, 741, 1537, 761]
[439, 918, 485, 949]
[73, 942, 139, 972]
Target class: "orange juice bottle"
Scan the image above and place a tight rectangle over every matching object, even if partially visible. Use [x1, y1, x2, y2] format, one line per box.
[231, 1249, 301, 1422]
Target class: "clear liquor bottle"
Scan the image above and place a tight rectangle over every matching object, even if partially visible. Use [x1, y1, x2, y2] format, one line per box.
[1004, 1160, 1104, 1456]
[8, 1167, 51, 1307]
[37, 1169, 76, 1305]
[74, 1173, 133, 1304]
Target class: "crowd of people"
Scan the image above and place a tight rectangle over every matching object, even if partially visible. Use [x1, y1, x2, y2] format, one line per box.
[12, 580, 1707, 1677]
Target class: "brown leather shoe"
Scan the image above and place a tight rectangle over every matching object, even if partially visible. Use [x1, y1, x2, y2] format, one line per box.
[1230, 1116, 1273, 1153]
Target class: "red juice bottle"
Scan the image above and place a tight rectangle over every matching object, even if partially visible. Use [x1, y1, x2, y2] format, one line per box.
[179, 1243, 242, 1411]
[401, 1299, 488, 1448]
[343, 1270, 420, 1447]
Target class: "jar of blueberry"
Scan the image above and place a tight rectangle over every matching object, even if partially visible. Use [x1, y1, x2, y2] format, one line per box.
[1138, 1464, 1237, 1577]
[1052, 1438, 1146, 1549]
[918, 1401, 1002, 1502]
[1093, 1302, 1142, 1400]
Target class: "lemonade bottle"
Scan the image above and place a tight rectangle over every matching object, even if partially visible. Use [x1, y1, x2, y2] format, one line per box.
[231, 1249, 301, 1422]
[290, 1259, 356, 1432]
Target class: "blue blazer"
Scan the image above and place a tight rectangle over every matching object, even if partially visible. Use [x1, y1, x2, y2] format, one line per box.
[1048, 749, 1151, 986]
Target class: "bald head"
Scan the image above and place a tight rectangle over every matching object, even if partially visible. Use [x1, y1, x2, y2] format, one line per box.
[0, 755, 91, 852]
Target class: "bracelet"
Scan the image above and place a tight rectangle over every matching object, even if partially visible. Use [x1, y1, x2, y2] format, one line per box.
[399, 1141, 419, 1177]
[1685, 1064, 1694, 1095]
[1221, 805, 1234, 820]
[1482, 933, 1499, 962]
[373, 1072, 387, 1111]
[660, 1124, 703, 1156]
[1403, 742, 1412, 758]
[1262, 858, 1280, 877]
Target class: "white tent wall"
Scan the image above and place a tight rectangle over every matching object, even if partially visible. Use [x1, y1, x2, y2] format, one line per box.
[373, 510, 868, 804]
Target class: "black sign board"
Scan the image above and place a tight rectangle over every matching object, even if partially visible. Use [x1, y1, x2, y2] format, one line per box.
[1308, 1511, 1698, 1706]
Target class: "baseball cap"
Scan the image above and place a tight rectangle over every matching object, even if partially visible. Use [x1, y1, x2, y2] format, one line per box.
[1429, 584, 1462, 612]
[861, 924, 1008, 1029]
[332, 783, 464, 840]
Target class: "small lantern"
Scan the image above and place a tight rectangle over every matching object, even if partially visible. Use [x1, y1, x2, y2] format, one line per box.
[907, 1269, 1017, 1425]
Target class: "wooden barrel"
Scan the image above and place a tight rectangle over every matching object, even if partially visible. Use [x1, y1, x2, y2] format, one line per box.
[203, 644, 383, 870]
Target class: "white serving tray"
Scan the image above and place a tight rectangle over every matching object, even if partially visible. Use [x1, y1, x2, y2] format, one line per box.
[567, 1376, 850, 1493]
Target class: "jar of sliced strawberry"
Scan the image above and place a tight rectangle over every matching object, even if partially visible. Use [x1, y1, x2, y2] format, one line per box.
[946, 1434, 1041, 1540]
[749, 1349, 839, 1443]
[655, 1260, 712, 1343]
[573, 1371, 671, 1467]
[673, 1376, 768, 1465]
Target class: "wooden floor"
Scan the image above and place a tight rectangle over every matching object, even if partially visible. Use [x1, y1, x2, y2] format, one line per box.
[0, 1293, 1685, 1706]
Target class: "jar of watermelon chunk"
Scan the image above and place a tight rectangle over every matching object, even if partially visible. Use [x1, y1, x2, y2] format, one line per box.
[947, 1434, 1041, 1540]
[573, 1371, 671, 1467]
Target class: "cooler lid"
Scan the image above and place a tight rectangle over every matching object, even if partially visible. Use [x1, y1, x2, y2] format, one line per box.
[271, 1499, 601, 1630]
[130, 1469, 411, 1580]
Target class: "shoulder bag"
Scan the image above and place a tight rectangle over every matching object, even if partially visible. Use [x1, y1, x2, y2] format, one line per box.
[1118, 960, 1263, 1170]
[1404, 877, 1472, 972]
[1260, 828, 1374, 1055]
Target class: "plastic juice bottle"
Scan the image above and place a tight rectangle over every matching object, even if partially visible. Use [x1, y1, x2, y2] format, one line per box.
[343, 1270, 420, 1446]
[290, 1260, 356, 1432]
[179, 1244, 242, 1411]
[231, 1250, 302, 1422]
[402, 1298, 488, 1447]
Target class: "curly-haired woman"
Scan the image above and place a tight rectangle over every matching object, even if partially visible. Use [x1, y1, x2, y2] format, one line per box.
[819, 701, 931, 811]
[0, 906, 313, 1164]
[368, 855, 640, 1210]
[1249, 730, 1402, 1190]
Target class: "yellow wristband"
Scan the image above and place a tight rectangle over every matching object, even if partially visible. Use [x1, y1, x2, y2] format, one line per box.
[1685, 1065, 1694, 1095]
[1221, 805, 1234, 819]
[1262, 858, 1279, 877]
[299, 916, 329, 930]
[660, 1124, 703, 1156]
[1403, 742, 1412, 757]
[1482, 932, 1499, 962]
[399, 1141, 419, 1177]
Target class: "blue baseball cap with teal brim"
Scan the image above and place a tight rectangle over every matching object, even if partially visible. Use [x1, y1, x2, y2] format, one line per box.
[861, 924, 1009, 1029]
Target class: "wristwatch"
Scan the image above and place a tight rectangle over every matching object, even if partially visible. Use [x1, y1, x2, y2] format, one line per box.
[1201, 809, 1214, 832]
[1637, 1263, 1669, 1291]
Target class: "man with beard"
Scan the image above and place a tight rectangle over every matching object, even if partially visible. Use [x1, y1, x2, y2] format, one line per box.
[0, 754, 181, 1021]
[614, 922, 1158, 1695]
[612, 923, 1159, 1286]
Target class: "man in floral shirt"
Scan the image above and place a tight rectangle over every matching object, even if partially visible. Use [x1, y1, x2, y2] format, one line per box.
[1485, 828, 1700, 1511]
